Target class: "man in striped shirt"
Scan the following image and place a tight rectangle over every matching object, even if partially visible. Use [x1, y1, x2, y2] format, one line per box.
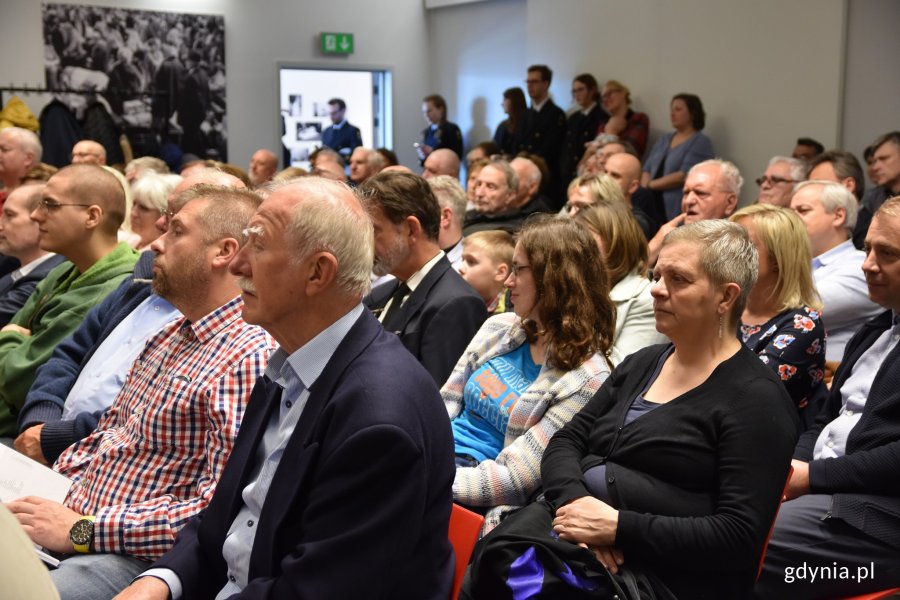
[8, 186, 275, 599]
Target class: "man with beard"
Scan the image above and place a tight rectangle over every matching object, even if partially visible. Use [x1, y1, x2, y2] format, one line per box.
[7, 186, 275, 600]
[14, 170, 245, 465]
[361, 171, 486, 384]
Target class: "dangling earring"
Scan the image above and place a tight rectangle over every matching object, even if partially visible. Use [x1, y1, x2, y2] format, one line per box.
[718, 315, 724, 339]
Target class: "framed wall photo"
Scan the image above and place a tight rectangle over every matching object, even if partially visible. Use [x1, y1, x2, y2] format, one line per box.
[278, 65, 392, 169]
[42, 3, 227, 161]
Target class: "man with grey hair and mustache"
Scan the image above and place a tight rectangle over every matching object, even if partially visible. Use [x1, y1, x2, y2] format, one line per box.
[8, 186, 274, 599]
[119, 176, 456, 600]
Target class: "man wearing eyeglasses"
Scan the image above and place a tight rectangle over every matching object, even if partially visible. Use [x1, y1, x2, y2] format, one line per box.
[756, 155, 807, 207]
[0, 164, 139, 440]
[521, 64, 566, 208]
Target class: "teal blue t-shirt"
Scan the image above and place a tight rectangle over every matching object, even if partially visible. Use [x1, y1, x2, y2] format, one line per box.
[451, 343, 542, 463]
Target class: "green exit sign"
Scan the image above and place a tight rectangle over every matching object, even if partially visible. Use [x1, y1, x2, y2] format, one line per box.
[321, 32, 354, 55]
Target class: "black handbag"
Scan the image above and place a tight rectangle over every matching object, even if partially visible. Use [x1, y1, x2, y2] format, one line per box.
[463, 501, 677, 600]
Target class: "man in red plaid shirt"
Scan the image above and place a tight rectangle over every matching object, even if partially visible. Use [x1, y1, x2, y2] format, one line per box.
[8, 186, 275, 599]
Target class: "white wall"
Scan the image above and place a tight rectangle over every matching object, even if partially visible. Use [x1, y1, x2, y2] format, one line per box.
[842, 0, 900, 162]
[429, 0, 847, 204]
[0, 0, 431, 169]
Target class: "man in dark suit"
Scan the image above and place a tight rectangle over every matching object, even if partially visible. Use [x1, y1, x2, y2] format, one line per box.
[0, 183, 65, 326]
[756, 196, 900, 597]
[361, 171, 487, 385]
[117, 177, 456, 599]
[521, 64, 567, 208]
[320, 97, 363, 161]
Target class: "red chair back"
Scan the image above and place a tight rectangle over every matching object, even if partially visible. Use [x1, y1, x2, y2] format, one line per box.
[841, 589, 900, 600]
[448, 504, 484, 600]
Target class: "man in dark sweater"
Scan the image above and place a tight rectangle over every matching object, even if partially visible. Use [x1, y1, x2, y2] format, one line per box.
[520, 64, 566, 208]
[756, 196, 900, 597]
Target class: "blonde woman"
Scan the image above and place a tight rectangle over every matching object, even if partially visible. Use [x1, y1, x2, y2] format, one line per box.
[575, 203, 668, 365]
[731, 204, 826, 429]
[564, 173, 624, 216]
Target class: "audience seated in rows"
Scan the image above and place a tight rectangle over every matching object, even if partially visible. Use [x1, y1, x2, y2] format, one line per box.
[362, 172, 487, 385]
[446, 216, 614, 532]
[14, 169, 246, 466]
[7, 186, 274, 599]
[465, 220, 797, 599]
[118, 176, 456, 600]
[0, 165, 139, 439]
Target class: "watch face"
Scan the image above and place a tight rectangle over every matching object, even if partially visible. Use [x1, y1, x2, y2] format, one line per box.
[70, 519, 94, 545]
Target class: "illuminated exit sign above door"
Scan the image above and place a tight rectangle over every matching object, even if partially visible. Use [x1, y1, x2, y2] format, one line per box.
[321, 33, 354, 55]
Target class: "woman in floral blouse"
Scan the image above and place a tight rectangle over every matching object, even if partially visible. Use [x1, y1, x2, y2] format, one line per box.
[731, 204, 827, 431]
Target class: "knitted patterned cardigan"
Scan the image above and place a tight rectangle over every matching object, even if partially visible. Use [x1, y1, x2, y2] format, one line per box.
[442, 312, 611, 532]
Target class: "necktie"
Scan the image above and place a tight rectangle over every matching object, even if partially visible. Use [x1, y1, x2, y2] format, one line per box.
[381, 282, 410, 329]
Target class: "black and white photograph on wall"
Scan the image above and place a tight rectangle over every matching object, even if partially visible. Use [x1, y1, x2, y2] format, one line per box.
[42, 2, 227, 161]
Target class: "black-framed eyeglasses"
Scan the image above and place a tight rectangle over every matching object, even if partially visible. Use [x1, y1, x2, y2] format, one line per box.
[755, 175, 796, 187]
[37, 198, 92, 212]
[510, 264, 532, 277]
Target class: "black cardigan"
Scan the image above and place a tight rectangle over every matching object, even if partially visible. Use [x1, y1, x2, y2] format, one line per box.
[796, 309, 900, 549]
[542, 344, 798, 599]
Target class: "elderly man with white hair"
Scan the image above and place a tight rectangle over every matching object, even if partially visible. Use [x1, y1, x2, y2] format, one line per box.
[756, 155, 807, 207]
[790, 180, 881, 361]
[0, 126, 42, 202]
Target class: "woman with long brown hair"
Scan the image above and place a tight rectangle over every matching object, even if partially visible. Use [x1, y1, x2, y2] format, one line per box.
[443, 215, 616, 532]
[493, 87, 527, 158]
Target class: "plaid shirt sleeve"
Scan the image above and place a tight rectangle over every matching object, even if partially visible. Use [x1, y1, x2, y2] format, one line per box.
[92, 348, 268, 559]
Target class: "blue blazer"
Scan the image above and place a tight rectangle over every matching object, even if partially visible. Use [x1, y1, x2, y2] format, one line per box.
[151, 309, 456, 599]
[365, 256, 487, 385]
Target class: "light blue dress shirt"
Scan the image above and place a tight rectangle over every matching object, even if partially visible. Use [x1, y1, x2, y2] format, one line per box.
[814, 312, 900, 459]
[142, 304, 363, 599]
[61, 294, 180, 418]
[812, 239, 882, 362]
